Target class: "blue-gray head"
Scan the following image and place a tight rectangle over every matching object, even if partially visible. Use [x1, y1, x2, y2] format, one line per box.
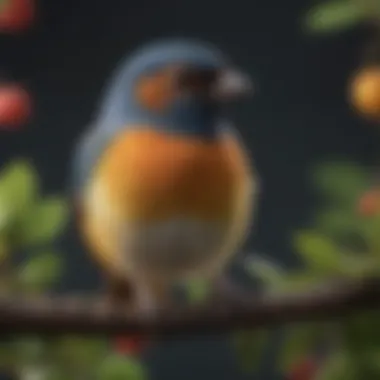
[97, 38, 253, 138]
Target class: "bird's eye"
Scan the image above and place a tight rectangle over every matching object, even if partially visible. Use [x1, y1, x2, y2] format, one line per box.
[177, 67, 218, 92]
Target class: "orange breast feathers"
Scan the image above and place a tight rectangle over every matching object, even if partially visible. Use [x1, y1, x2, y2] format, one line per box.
[80, 128, 256, 274]
[87, 128, 253, 220]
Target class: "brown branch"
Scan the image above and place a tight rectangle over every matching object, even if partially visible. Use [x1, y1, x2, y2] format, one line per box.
[0, 277, 380, 337]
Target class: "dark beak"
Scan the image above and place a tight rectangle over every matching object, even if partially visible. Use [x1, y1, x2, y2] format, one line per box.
[177, 66, 253, 101]
[212, 68, 253, 101]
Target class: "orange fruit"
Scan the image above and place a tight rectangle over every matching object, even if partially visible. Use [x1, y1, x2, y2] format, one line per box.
[349, 66, 380, 120]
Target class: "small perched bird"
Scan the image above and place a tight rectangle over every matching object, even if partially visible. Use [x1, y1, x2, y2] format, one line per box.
[71, 38, 259, 317]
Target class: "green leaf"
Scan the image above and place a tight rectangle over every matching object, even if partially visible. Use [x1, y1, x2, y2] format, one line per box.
[337, 253, 380, 278]
[314, 209, 361, 236]
[363, 350, 380, 373]
[15, 197, 68, 247]
[186, 279, 211, 304]
[339, 316, 380, 377]
[267, 272, 325, 295]
[232, 329, 269, 373]
[0, 160, 38, 233]
[19, 367, 50, 380]
[343, 312, 380, 352]
[303, 1, 367, 34]
[358, 215, 380, 255]
[315, 350, 353, 380]
[0, 160, 38, 204]
[12, 337, 48, 366]
[0, 341, 15, 367]
[52, 337, 108, 370]
[279, 323, 324, 372]
[244, 256, 285, 286]
[0, 236, 9, 263]
[44, 367, 69, 380]
[311, 161, 370, 206]
[17, 252, 63, 293]
[293, 231, 342, 273]
[97, 354, 147, 380]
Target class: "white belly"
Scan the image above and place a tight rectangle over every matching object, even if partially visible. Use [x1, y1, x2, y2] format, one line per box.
[84, 178, 247, 281]
[122, 218, 227, 278]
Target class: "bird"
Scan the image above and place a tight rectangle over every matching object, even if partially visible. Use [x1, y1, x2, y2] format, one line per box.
[71, 37, 259, 319]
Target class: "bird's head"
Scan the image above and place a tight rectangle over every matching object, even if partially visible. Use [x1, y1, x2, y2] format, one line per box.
[99, 38, 253, 137]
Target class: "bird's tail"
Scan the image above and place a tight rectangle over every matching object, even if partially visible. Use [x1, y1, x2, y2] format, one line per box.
[112, 335, 151, 356]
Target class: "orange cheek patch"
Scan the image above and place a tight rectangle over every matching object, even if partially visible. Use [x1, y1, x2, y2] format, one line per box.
[135, 73, 175, 111]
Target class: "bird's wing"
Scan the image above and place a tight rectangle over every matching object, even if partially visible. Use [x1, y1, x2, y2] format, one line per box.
[70, 125, 113, 198]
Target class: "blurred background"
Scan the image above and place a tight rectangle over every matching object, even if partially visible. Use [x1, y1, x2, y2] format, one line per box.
[0, 0, 379, 379]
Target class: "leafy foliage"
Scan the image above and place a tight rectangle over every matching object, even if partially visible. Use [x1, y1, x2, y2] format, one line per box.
[0, 160, 148, 380]
[279, 323, 326, 373]
[0, 160, 38, 236]
[293, 231, 343, 274]
[314, 350, 353, 380]
[0, 160, 68, 250]
[311, 161, 371, 207]
[302, 0, 373, 34]
[16, 252, 63, 294]
[97, 354, 147, 380]
[232, 329, 269, 373]
[185, 278, 211, 305]
[11, 337, 48, 367]
[15, 198, 68, 248]
[234, 159, 380, 379]
[245, 256, 285, 287]
[48, 336, 110, 377]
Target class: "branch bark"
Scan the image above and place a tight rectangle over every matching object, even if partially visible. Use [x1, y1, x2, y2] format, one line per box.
[0, 277, 379, 337]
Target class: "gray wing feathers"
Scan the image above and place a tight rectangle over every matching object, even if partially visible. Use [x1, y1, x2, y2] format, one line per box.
[70, 125, 111, 197]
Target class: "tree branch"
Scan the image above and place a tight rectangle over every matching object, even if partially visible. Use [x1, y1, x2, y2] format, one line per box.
[0, 277, 380, 337]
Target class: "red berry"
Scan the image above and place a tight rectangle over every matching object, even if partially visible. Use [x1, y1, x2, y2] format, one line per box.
[0, 84, 31, 129]
[0, 0, 35, 33]
[113, 336, 149, 356]
[288, 358, 318, 380]
[357, 189, 380, 217]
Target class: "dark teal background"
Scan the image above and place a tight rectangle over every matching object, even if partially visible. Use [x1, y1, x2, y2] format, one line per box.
[0, 0, 378, 378]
